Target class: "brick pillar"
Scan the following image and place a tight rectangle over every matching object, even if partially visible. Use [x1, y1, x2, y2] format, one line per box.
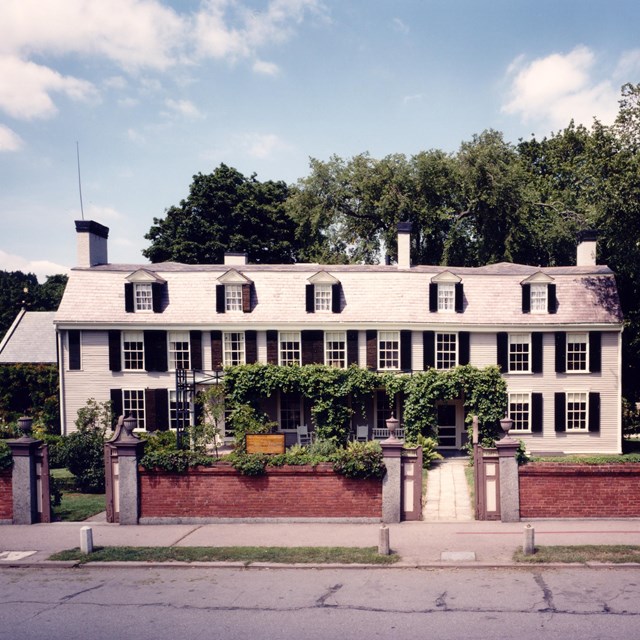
[495, 437, 520, 523]
[380, 415, 403, 523]
[7, 417, 41, 524]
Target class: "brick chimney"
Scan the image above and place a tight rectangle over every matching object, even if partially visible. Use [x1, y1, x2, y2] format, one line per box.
[397, 222, 412, 269]
[75, 220, 109, 267]
[576, 230, 598, 267]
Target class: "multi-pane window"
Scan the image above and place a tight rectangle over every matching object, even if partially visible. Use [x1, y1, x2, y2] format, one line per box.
[509, 334, 531, 372]
[223, 332, 245, 366]
[436, 333, 457, 370]
[567, 333, 588, 372]
[225, 284, 243, 311]
[168, 331, 190, 370]
[438, 284, 455, 311]
[378, 331, 400, 370]
[279, 332, 301, 366]
[169, 389, 192, 430]
[122, 331, 144, 370]
[509, 393, 531, 431]
[375, 390, 391, 429]
[530, 284, 547, 313]
[314, 284, 332, 311]
[280, 392, 302, 430]
[325, 331, 346, 368]
[566, 392, 588, 431]
[134, 283, 153, 311]
[123, 389, 145, 429]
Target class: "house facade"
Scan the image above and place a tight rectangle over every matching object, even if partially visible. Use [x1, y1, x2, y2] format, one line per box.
[54, 221, 623, 454]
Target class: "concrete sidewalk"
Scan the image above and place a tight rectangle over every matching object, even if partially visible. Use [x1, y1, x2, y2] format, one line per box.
[2, 518, 640, 567]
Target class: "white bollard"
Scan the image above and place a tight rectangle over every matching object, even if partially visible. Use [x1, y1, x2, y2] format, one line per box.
[378, 524, 390, 556]
[80, 526, 94, 555]
[523, 524, 535, 556]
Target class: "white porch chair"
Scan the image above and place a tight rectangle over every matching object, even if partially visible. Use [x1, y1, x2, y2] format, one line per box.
[355, 425, 369, 442]
[296, 424, 314, 446]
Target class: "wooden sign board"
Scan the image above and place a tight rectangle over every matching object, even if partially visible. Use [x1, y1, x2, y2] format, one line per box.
[246, 434, 285, 455]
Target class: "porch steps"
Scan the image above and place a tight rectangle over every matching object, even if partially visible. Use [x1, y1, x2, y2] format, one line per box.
[423, 458, 473, 521]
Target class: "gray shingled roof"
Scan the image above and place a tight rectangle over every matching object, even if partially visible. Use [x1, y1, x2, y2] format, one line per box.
[0, 310, 57, 364]
[55, 259, 623, 328]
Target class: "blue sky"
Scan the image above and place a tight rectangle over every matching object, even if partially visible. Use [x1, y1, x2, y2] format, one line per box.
[1, 0, 639, 280]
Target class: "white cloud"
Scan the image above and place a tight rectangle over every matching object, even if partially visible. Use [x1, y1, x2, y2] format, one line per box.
[392, 18, 409, 34]
[502, 46, 620, 129]
[240, 132, 291, 159]
[118, 97, 139, 108]
[0, 249, 69, 282]
[403, 93, 423, 105]
[615, 49, 640, 79]
[104, 76, 128, 90]
[0, 124, 23, 151]
[253, 59, 280, 76]
[164, 98, 203, 118]
[127, 128, 145, 144]
[0, 55, 98, 120]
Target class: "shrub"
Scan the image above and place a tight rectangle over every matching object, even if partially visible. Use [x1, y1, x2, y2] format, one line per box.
[229, 451, 267, 476]
[140, 448, 213, 473]
[228, 404, 276, 452]
[405, 435, 443, 469]
[332, 441, 386, 479]
[0, 440, 12, 470]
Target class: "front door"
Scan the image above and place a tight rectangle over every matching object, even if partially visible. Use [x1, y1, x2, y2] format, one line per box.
[436, 401, 462, 449]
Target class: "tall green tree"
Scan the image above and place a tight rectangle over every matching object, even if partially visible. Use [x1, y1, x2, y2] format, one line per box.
[143, 164, 300, 264]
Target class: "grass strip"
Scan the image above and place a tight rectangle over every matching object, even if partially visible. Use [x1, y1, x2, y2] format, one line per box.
[53, 493, 105, 522]
[49, 545, 399, 565]
[514, 545, 640, 564]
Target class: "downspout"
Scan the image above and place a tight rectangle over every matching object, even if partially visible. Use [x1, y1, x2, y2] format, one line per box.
[57, 329, 67, 436]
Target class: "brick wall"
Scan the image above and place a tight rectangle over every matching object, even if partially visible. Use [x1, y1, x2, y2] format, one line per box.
[139, 463, 382, 519]
[0, 468, 13, 521]
[519, 463, 640, 518]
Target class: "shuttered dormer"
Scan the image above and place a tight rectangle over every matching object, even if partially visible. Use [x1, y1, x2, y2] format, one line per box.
[216, 269, 253, 313]
[306, 271, 342, 314]
[124, 269, 166, 313]
[521, 271, 556, 314]
[429, 271, 464, 313]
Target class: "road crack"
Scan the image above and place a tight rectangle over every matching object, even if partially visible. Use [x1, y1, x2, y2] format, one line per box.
[316, 583, 343, 607]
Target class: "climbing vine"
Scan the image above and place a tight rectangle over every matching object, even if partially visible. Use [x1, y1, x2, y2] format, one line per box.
[223, 363, 507, 446]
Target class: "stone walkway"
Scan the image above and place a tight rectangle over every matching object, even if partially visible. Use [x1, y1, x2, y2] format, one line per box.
[423, 457, 473, 521]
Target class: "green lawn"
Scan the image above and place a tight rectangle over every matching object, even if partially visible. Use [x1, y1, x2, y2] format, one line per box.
[53, 492, 105, 522]
[514, 545, 640, 564]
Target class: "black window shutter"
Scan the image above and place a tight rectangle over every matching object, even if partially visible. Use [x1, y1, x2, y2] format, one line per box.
[532, 332, 543, 373]
[400, 330, 412, 371]
[69, 330, 81, 370]
[548, 284, 557, 314]
[458, 331, 470, 365]
[332, 283, 341, 313]
[302, 330, 323, 365]
[306, 284, 315, 313]
[266, 330, 278, 364]
[531, 393, 543, 433]
[589, 332, 602, 373]
[555, 332, 567, 373]
[423, 331, 435, 369]
[554, 393, 566, 432]
[347, 330, 359, 366]
[588, 392, 601, 432]
[144, 330, 168, 372]
[108, 330, 121, 372]
[110, 389, 123, 422]
[216, 285, 226, 313]
[242, 283, 252, 313]
[245, 330, 258, 364]
[429, 284, 438, 312]
[152, 282, 164, 313]
[496, 332, 508, 372]
[455, 283, 464, 313]
[190, 331, 203, 370]
[125, 283, 134, 313]
[211, 330, 223, 369]
[366, 330, 377, 370]
[522, 284, 531, 313]
[145, 388, 169, 432]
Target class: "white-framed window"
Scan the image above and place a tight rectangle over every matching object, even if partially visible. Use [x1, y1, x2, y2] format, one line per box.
[168, 331, 190, 370]
[530, 284, 547, 313]
[566, 392, 588, 431]
[378, 331, 400, 370]
[314, 284, 332, 311]
[509, 333, 531, 373]
[509, 392, 531, 432]
[436, 333, 457, 370]
[438, 283, 456, 312]
[279, 392, 302, 430]
[223, 332, 246, 366]
[134, 283, 153, 312]
[122, 331, 144, 370]
[169, 389, 193, 430]
[123, 389, 145, 429]
[325, 331, 346, 368]
[279, 331, 301, 366]
[225, 284, 243, 311]
[567, 333, 588, 372]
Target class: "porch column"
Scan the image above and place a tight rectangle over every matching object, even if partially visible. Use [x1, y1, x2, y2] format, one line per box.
[7, 417, 41, 524]
[380, 416, 403, 523]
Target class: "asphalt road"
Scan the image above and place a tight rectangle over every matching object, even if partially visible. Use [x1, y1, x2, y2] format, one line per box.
[1, 566, 639, 640]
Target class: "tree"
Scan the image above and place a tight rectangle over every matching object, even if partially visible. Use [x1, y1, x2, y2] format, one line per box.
[143, 164, 301, 264]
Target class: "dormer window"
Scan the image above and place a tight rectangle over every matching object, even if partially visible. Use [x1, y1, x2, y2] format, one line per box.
[429, 271, 463, 313]
[306, 272, 341, 313]
[216, 270, 252, 314]
[125, 269, 166, 314]
[521, 272, 556, 314]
